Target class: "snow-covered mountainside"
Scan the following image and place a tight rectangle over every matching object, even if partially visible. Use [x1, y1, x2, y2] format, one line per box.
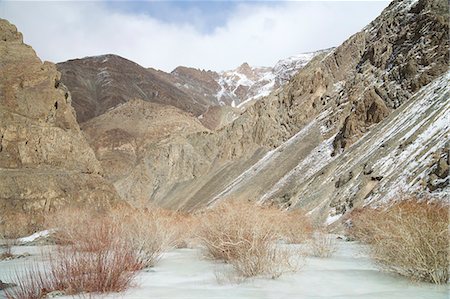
[272, 49, 333, 87]
[257, 72, 449, 225]
[215, 49, 332, 108]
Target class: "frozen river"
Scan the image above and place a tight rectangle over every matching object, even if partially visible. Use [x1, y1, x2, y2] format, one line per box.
[0, 240, 448, 299]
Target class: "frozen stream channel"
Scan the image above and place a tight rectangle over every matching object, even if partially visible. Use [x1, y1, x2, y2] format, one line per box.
[0, 240, 448, 299]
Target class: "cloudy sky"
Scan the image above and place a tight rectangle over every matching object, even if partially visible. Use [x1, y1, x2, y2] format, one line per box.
[0, 1, 390, 72]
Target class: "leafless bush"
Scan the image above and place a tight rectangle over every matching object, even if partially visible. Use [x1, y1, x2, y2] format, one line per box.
[5, 221, 143, 299]
[47, 205, 184, 268]
[349, 197, 449, 284]
[48, 242, 142, 293]
[274, 209, 313, 244]
[6, 206, 185, 297]
[111, 207, 180, 267]
[306, 231, 337, 258]
[197, 201, 300, 279]
[4, 264, 53, 299]
[46, 207, 107, 250]
[0, 228, 17, 260]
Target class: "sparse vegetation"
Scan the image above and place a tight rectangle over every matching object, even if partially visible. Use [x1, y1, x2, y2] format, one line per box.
[5, 218, 143, 299]
[0, 214, 45, 262]
[306, 230, 337, 258]
[0, 215, 16, 260]
[196, 201, 305, 279]
[275, 209, 313, 244]
[348, 197, 449, 284]
[111, 207, 180, 267]
[4, 205, 188, 298]
[0, 238, 14, 260]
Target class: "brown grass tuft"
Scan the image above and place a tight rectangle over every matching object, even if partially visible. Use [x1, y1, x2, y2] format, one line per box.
[348, 197, 449, 284]
[110, 206, 180, 267]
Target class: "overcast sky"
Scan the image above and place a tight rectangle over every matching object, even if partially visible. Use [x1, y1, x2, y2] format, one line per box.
[0, 1, 390, 72]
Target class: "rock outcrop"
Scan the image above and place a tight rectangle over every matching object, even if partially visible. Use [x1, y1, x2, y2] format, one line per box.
[265, 72, 449, 224]
[0, 19, 120, 235]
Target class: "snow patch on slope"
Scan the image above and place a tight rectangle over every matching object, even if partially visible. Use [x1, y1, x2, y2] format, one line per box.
[209, 120, 318, 205]
[367, 74, 450, 203]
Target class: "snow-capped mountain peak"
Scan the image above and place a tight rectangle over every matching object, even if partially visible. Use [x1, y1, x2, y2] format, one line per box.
[215, 49, 333, 108]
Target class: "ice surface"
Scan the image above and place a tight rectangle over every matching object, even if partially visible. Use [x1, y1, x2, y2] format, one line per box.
[1, 241, 447, 299]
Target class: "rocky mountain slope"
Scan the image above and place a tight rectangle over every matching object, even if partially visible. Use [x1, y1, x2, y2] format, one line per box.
[102, 0, 448, 218]
[170, 49, 330, 109]
[54, 48, 329, 203]
[57, 49, 325, 129]
[0, 19, 120, 234]
[195, 0, 449, 217]
[80, 99, 209, 207]
[57, 55, 214, 123]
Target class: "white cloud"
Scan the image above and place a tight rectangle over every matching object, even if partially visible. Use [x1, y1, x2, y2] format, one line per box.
[0, 1, 389, 72]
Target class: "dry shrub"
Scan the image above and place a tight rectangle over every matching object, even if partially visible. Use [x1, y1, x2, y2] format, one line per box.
[5, 220, 143, 299]
[47, 242, 142, 293]
[306, 230, 337, 258]
[0, 239, 14, 260]
[0, 215, 22, 260]
[110, 206, 180, 267]
[47, 205, 186, 267]
[6, 205, 190, 298]
[0, 231, 10, 259]
[46, 207, 109, 250]
[275, 209, 313, 244]
[349, 198, 449, 284]
[171, 212, 200, 249]
[4, 265, 53, 299]
[197, 201, 300, 278]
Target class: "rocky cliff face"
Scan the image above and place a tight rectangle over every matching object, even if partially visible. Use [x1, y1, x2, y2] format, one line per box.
[0, 19, 120, 234]
[259, 72, 449, 225]
[331, 0, 449, 153]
